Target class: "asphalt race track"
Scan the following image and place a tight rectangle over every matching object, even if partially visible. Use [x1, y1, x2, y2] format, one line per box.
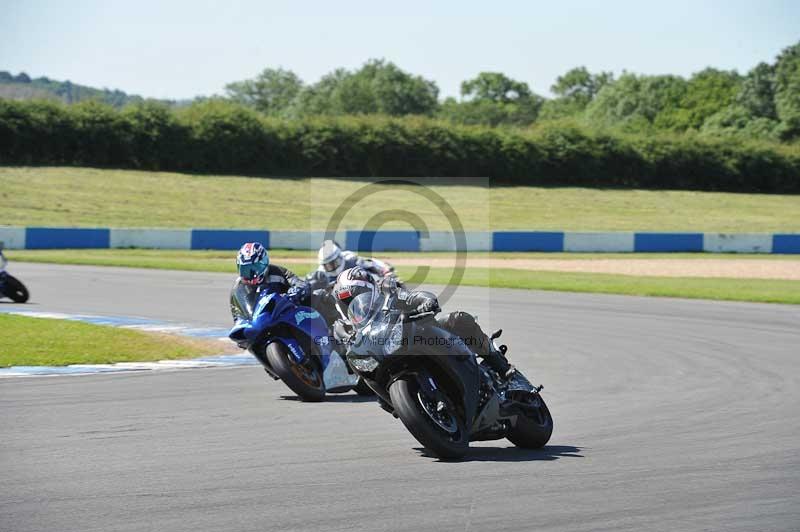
[2, 263, 799, 532]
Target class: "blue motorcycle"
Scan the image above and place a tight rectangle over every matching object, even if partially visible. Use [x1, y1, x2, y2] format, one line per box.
[0, 246, 29, 303]
[228, 287, 371, 401]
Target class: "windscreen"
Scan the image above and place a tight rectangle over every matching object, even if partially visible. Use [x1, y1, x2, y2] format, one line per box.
[347, 292, 385, 329]
[230, 282, 257, 321]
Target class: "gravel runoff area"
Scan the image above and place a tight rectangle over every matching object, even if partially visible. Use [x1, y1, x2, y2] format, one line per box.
[281, 257, 800, 280]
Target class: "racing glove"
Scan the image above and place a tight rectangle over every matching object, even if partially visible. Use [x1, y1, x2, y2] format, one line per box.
[286, 284, 307, 303]
[414, 299, 440, 316]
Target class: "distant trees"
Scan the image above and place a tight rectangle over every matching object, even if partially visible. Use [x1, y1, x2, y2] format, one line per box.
[439, 72, 543, 126]
[4, 39, 800, 142]
[294, 59, 439, 117]
[774, 42, 800, 138]
[225, 60, 439, 118]
[0, 71, 149, 108]
[584, 73, 687, 129]
[540, 67, 613, 120]
[225, 68, 303, 116]
[217, 40, 800, 141]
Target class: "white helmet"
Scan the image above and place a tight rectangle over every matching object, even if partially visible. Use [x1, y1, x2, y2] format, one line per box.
[332, 267, 377, 319]
[318, 240, 345, 280]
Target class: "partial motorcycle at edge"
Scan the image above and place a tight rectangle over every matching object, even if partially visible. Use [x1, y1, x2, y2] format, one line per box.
[0, 244, 29, 303]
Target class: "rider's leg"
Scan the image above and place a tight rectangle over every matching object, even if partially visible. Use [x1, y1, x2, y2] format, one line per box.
[436, 311, 535, 392]
[436, 311, 512, 375]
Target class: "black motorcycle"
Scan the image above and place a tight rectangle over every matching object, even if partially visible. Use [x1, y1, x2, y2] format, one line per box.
[0, 246, 29, 303]
[344, 292, 553, 459]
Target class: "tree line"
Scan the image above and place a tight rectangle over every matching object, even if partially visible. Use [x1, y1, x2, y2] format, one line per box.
[3, 39, 799, 143]
[223, 41, 800, 142]
[0, 71, 180, 108]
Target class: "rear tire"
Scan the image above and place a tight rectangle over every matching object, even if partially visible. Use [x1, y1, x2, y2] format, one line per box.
[389, 376, 468, 459]
[2, 275, 29, 303]
[265, 342, 325, 402]
[506, 395, 553, 449]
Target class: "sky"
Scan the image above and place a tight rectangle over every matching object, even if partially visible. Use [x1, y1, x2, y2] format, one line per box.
[1, 0, 799, 100]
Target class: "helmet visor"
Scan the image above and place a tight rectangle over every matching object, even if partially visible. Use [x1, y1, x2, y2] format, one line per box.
[323, 256, 344, 273]
[348, 292, 381, 328]
[239, 261, 267, 284]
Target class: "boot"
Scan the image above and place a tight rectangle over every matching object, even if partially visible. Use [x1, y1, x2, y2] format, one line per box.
[484, 329, 535, 393]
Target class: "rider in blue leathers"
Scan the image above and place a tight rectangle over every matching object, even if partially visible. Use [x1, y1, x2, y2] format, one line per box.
[229, 242, 307, 325]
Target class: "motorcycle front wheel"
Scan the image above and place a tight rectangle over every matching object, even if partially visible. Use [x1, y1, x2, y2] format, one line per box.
[1, 274, 29, 303]
[506, 394, 553, 449]
[265, 342, 325, 402]
[389, 376, 468, 459]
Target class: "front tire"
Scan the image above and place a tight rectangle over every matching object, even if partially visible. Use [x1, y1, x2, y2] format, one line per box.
[2, 275, 29, 303]
[265, 342, 325, 402]
[506, 394, 553, 449]
[389, 376, 468, 459]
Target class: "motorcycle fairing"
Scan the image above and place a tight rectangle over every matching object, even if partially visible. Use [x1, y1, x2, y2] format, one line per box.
[389, 323, 482, 430]
[228, 291, 333, 368]
[323, 350, 359, 391]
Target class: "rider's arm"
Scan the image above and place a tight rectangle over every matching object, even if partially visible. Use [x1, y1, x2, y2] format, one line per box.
[399, 290, 441, 316]
[263, 264, 302, 293]
[278, 265, 301, 286]
[355, 255, 394, 277]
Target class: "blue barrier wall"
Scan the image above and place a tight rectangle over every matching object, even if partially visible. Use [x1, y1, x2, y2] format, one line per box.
[25, 227, 110, 249]
[493, 232, 564, 252]
[634, 233, 704, 252]
[346, 230, 420, 252]
[2, 227, 798, 253]
[191, 230, 270, 250]
[773, 234, 800, 254]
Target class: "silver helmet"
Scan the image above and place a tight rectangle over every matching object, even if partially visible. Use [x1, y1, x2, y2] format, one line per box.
[318, 240, 345, 280]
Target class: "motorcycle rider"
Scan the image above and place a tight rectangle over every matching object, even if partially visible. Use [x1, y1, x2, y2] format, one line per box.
[229, 242, 307, 324]
[317, 240, 395, 285]
[310, 239, 398, 326]
[331, 267, 534, 392]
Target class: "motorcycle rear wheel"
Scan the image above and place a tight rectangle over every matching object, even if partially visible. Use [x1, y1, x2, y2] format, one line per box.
[2, 275, 29, 303]
[506, 394, 553, 449]
[265, 342, 325, 402]
[389, 376, 468, 459]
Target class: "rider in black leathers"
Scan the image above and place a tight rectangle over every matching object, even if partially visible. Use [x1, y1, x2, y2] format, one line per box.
[331, 267, 534, 390]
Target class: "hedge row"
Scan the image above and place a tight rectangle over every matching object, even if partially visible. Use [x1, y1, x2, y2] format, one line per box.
[1, 99, 798, 192]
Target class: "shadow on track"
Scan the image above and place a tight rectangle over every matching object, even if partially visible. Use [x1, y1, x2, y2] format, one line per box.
[279, 394, 376, 403]
[415, 445, 584, 463]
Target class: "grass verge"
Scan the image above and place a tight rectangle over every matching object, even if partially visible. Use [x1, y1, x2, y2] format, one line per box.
[0, 314, 222, 367]
[7, 248, 800, 272]
[408, 268, 800, 305]
[6, 249, 800, 305]
[3, 166, 800, 231]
